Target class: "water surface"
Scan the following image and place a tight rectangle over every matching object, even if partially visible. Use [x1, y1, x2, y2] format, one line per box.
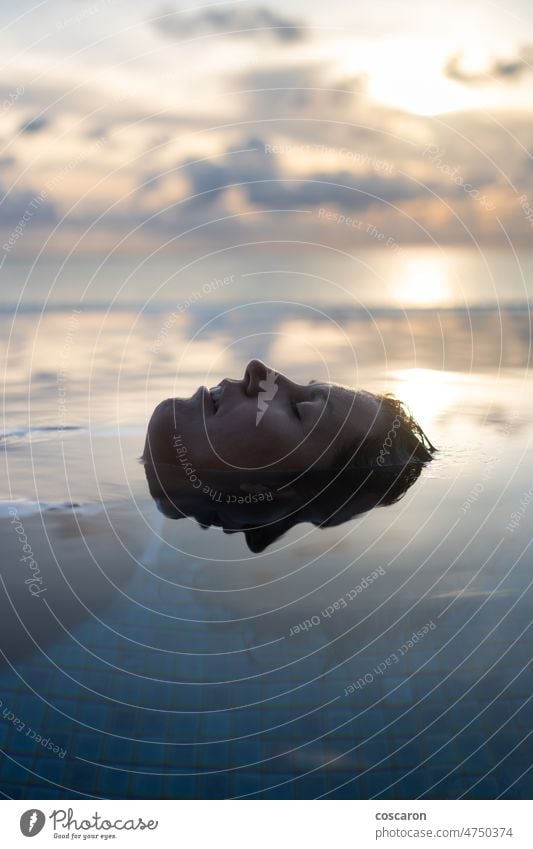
[1, 250, 532, 798]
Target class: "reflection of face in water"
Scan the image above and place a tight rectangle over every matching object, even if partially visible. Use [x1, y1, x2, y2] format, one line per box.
[143, 359, 435, 473]
[143, 464, 431, 553]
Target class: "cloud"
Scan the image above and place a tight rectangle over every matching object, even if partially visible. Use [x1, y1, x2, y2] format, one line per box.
[245, 170, 418, 210]
[20, 115, 49, 134]
[137, 119, 533, 248]
[234, 62, 364, 119]
[178, 137, 419, 212]
[182, 138, 276, 203]
[4, 56, 533, 251]
[0, 156, 15, 173]
[444, 47, 533, 84]
[0, 182, 59, 249]
[150, 4, 305, 43]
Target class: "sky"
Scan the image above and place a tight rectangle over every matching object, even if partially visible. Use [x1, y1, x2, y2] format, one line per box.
[2, 0, 533, 257]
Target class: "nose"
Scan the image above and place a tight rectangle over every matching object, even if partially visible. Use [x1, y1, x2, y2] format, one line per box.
[243, 359, 275, 396]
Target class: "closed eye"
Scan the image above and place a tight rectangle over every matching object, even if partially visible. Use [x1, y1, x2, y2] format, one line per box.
[292, 389, 328, 422]
[293, 400, 318, 420]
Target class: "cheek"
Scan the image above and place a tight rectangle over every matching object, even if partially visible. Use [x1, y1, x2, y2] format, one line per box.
[293, 431, 334, 467]
[296, 424, 348, 468]
[256, 409, 300, 445]
[212, 412, 301, 464]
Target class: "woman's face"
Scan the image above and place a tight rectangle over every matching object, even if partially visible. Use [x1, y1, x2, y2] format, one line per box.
[146, 359, 384, 471]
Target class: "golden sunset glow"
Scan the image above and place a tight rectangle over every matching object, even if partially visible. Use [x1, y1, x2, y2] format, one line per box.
[392, 256, 453, 306]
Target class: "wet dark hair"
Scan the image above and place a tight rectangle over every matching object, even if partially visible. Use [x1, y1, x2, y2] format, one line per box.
[334, 392, 436, 470]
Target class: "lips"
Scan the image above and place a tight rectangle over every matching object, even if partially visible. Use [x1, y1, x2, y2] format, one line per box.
[209, 384, 223, 412]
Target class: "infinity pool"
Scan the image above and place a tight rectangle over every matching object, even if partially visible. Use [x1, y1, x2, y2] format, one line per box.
[1, 290, 532, 798]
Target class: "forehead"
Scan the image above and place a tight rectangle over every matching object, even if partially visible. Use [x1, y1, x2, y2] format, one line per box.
[312, 383, 379, 412]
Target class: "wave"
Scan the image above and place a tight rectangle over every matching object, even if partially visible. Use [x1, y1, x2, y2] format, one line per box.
[0, 499, 104, 519]
[0, 425, 83, 448]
